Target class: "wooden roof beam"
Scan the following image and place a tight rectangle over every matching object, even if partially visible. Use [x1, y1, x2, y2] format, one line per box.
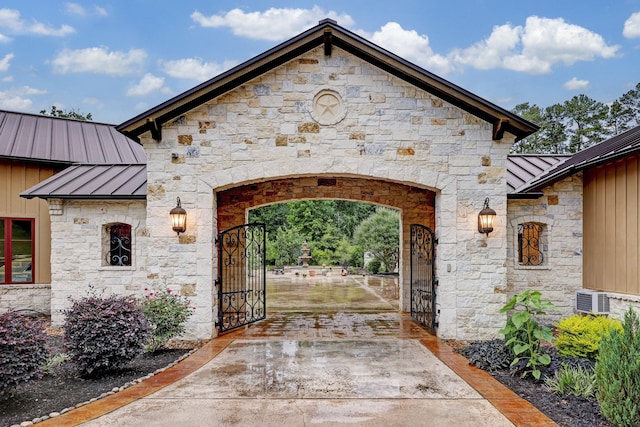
[324, 28, 333, 56]
[147, 118, 162, 142]
[493, 119, 509, 141]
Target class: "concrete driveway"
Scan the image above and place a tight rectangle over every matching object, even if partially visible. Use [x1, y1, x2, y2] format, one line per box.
[38, 272, 556, 426]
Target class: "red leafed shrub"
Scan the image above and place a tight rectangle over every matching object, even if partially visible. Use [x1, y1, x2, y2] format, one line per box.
[0, 311, 48, 399]
[63, 294, 150, 377]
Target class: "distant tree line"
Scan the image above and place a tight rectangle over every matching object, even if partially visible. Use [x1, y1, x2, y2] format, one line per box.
[511, 82, 640, 154]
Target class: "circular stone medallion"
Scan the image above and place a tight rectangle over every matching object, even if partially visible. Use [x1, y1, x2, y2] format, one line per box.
[311, 90, 346, 125]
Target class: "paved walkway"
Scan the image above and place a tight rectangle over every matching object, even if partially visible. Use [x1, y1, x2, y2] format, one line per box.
[37, 274, 556, 426]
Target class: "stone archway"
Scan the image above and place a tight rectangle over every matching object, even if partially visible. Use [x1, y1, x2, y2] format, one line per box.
[215, 175, 436, 315]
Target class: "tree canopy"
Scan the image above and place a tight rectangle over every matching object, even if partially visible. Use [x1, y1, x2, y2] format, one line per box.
[39, 105, 93, 121]
[248, 201, 395, 270]
[511, 82, 640, 154]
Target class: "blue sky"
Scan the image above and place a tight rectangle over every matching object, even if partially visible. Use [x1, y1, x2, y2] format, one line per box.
[1, 1, 639, 124]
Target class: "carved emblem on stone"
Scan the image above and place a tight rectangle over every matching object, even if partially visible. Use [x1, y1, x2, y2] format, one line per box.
[311, 90, 346, 125]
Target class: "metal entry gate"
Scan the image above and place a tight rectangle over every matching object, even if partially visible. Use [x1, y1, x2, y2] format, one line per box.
[217, 223, 266, 333]
[410, 224, 438, 333]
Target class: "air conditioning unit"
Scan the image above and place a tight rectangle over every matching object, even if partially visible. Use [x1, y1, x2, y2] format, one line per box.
[576, 290, 610, 314]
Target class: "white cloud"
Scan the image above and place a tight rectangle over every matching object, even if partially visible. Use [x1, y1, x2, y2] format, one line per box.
[52, 47, 147, 75]
[83, 97, 104, 111]
[191, 6, 354, 41]
[0, 9, 23, 32]
[624, 12, 640, 38]
[363, 22, 453, 75]
[0, 85, 46, 111]
[65, 3, 108, 17]
[451, 16, 619, 74]
[564, 77, 590, 90]
[127, 73, 171, 96]
[0, 52, 13, 72]
[162, 58, 237, 82]
[0, 33, 11, 43]
[65, 3, 86, 16]
[449, 23, 521, 70]
[0, 8, 75, 37]
[1, 75, 12, 82]
[29, 22, 75, 37]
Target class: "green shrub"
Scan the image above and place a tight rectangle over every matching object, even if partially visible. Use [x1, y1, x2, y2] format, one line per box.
[63, 294, 150, 377]
[545, 364, 597, 398]
[367, 258, 381, 274]
[596, 307, 640, 427]
[0, 311, 48, 398]
[499, 289, 556, 380]
[140, 288, 194, 351]
[556, 314, 622, 359]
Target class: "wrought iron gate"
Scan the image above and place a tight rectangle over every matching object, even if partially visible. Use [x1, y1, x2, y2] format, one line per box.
[217, 223, 266, 333]
[410, 224, 438, 333]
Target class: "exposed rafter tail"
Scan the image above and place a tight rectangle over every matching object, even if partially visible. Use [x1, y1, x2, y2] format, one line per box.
[148, 118, 162, 142]
[493, 119, 509, 141]
[324, 29, 333, 56]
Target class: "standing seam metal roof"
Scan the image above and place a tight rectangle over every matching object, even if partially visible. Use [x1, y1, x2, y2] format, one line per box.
[515, 125, 640, 193]
[20, 164, 147, 199]
[507, 155, 571, 194]
[0, 110, 146, 164]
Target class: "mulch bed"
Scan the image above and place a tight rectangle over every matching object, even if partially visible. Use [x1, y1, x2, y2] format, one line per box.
[0, 333, 191, 427]
[489, 370, 609, 427]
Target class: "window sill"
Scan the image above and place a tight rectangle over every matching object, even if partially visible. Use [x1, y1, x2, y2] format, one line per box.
[515, 264, 551, 271]
[98, 266, 135, 271]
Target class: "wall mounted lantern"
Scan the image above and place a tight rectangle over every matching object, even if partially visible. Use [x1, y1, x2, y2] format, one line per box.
[478, 198, 496, 236]
[169, 197, 187, 235]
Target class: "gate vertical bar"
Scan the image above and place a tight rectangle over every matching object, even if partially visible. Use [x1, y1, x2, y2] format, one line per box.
[217, 223, 266, 332]
[410, 224, 438, 333]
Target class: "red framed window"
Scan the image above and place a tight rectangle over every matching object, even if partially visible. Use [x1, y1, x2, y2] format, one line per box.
[0, 218, 35, 284]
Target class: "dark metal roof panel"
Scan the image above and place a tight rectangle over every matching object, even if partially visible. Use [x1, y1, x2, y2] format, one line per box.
[0, 110, 146, 164]
[20, 164, 147, 199]
[507, 155, 570, 193]
[520, 125, 640, 192]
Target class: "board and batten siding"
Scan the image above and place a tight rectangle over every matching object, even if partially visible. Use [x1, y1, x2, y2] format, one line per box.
[584, 154, 640, 295]
[0, 159, 58, 284]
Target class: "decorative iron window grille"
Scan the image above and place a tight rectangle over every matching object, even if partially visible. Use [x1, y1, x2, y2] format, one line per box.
[518, 223, 543, 266]
[106, 223, 131, 266]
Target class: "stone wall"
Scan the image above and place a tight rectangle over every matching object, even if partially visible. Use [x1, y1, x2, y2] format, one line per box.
[0, 284, 50, 315]
[137, 45, 514, 340]
[506, 174, 583, 323]
[607, 293, 640, 321]
[48, 200, 151, 327]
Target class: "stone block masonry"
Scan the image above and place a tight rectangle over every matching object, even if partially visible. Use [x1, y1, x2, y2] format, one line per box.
[56, 45, 516, 341]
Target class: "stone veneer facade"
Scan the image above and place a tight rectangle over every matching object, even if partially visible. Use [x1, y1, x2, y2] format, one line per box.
[49, 46, 518, 341]
[506, 175, 584, 323]
[48, 200, 148, 326]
